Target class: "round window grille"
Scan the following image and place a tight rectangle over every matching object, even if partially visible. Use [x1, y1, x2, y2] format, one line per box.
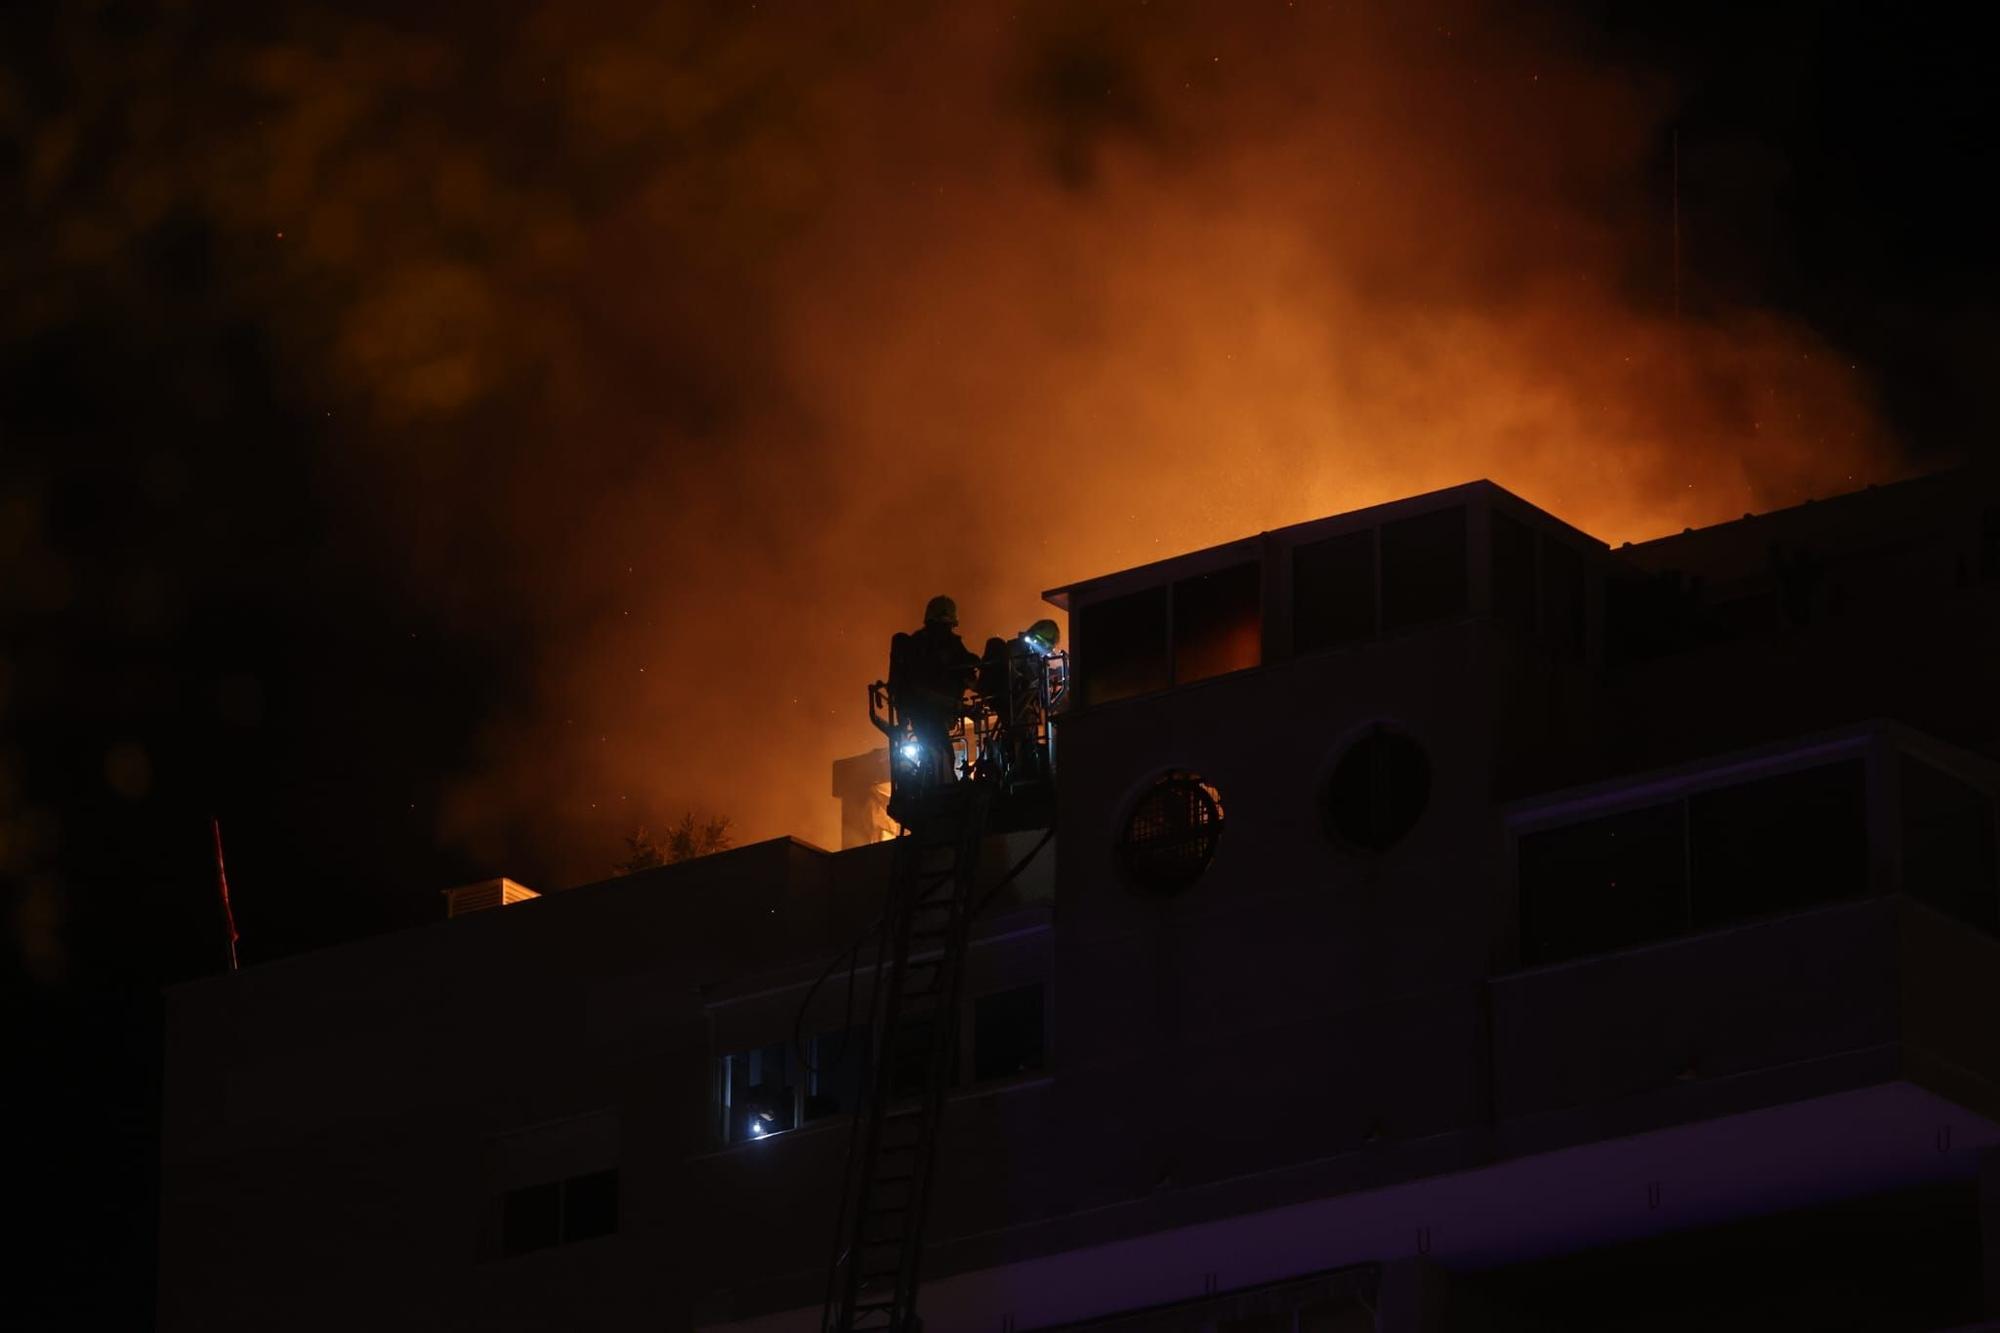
[1119, 773, 1225, 895]
[1323, 728, 1430, 853]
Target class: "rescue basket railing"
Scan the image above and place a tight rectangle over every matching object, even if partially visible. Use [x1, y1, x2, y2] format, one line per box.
[868, 649, 1068, 814]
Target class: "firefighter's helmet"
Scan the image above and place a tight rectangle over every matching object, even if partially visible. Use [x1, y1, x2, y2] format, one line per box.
[1025, 619, 1061, 653]
[924, 595, 959, 627]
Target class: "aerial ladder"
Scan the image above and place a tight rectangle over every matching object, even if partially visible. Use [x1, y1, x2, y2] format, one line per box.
[822, 778, 992, 1332]
[825, 644, 1066, 1332]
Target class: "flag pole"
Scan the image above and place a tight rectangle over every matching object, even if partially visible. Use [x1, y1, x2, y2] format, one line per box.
[212, 817, 240, 971]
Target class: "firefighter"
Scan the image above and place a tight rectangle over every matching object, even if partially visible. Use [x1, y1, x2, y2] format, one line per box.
[889, 596, 980, 791]
[979, 618, 1061, 781]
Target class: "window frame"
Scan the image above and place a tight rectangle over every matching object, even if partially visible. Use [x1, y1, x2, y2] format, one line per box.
[496, 1168, 621, 1260]
[1071, 549, 1267, 709]
[1501, 730, 1889, 971]
[711, 979, 1053, 1147]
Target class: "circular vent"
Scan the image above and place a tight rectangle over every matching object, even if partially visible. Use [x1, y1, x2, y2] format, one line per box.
[1119, 773, 1225, 894]
[1323, 728, 1430, 853]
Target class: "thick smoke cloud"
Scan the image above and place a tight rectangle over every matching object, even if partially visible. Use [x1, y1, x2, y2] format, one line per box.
[7, 1, 1892, 882]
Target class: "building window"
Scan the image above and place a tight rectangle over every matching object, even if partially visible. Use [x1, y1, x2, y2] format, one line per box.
[1540, 537, 1585, 659]
[1293, 528, 1376, 654]
[1174, 562, 1262, 683]
[718, 1026, 877, 1142]
[500, 1170, 619, 1258]
[1901, 757, 1998, 933]
[1323, 728, 1431, 853]
[1491, 509, 1538, 634]
[560, 1170, 619, 1243]
[1077, 585, 1169, 706]
[889, 1010, 952, 1101]
[803, 1025, 872, 1122]
[1687, 760, 1867, 922]
[1520, 800, 1688, 966]
[717, 1040, 796, 1142]
[1379, 505, 1467, 632]
[1120, 772, 1225, 895]
[501, 1181, 560, 1257]
[721, 990, 1042, 1135]
[1518, 759, 1868, 966]
[972, 984, 1047, 1082]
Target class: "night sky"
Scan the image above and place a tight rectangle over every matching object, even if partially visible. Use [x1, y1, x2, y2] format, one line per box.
[5, 2, 1998, 1326]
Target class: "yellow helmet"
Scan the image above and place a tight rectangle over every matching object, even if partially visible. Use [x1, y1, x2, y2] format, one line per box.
[924, 595, 959, 627]
[1025, 619, 1061, 652]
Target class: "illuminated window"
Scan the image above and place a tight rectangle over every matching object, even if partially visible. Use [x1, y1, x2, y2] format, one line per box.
[718, 1027, 878, 1141]
[1174, 562, 1262, 683]
[1078, 586, 1169, 706]
[717, 1041, 796, 1143]
[711, 984, 1048, 1147]
[1120, 773, 1225, 895]
[1323, 728, 1431, 853]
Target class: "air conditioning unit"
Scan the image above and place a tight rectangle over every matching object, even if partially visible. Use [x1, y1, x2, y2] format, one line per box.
[444, 877, 540, 918]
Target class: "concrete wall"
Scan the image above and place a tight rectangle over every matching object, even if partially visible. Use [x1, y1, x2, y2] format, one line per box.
[158, 474, 2000, 1332]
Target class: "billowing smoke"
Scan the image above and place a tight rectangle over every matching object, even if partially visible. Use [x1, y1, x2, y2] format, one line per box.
[9, 1, 1893, 879]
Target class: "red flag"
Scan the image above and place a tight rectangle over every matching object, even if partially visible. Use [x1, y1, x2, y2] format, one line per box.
[212, 817, 240, 971]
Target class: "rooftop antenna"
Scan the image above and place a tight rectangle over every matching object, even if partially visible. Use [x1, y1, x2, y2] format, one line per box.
[211, 817, 241, 971]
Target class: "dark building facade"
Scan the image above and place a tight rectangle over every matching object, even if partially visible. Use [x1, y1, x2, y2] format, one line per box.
[161, 473, 2000, 1331]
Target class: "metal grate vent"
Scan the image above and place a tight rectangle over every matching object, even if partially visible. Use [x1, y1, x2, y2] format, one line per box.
[1119, 773, 1225, 895]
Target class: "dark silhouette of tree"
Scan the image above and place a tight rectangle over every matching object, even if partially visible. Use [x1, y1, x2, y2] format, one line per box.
[616, 811, 734, 875]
